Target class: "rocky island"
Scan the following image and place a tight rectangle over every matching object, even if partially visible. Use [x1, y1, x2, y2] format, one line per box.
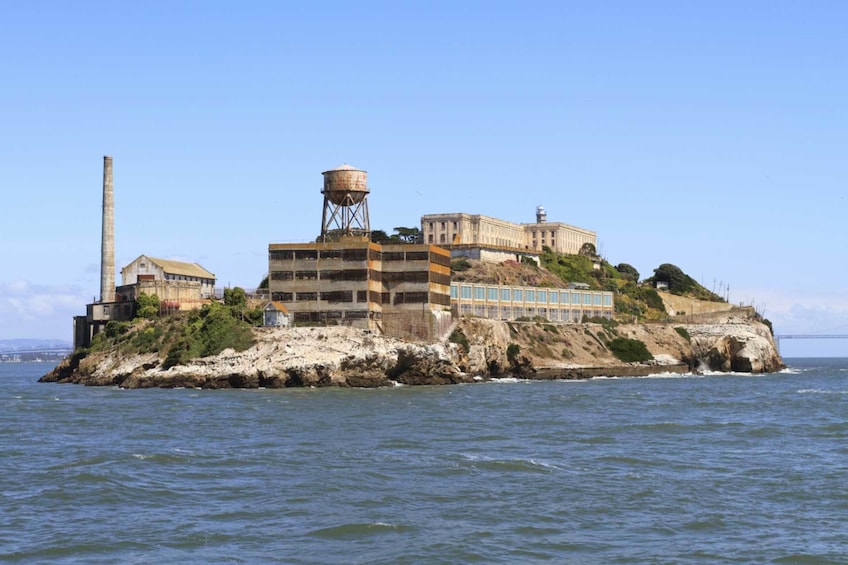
[41, 300, 783, 389]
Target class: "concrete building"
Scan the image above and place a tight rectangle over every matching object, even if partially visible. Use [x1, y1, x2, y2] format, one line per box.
[120, 255, 216, 300]
[421, 207, 597, 258]
[267, 239, 451, 340]
[451, 282, 614, 322]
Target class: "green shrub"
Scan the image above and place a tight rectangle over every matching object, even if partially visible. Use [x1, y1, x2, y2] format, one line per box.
[608, 337, 653, 363]
[135, 293, 160, 319]
[451, 257, 472, 272]
[449, 329, 470, 354]
[506, 343, 520, 364]
[674, 327, 691, 342]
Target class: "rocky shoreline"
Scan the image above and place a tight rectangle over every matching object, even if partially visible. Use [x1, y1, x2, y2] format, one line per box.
[40, 311, 784, 389]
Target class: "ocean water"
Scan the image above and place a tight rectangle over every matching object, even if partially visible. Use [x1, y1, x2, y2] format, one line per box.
[1, 359, 847, 564]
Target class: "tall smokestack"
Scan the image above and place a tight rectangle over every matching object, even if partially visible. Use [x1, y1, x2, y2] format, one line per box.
[100, 155, 115, 303]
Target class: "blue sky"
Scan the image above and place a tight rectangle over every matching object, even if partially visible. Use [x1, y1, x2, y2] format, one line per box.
[1, 1, 846, 356]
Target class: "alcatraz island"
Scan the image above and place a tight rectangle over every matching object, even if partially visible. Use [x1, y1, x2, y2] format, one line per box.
[41, 158, 783, 389]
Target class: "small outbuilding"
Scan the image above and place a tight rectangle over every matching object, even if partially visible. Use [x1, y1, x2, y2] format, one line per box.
[263, 301, 291, 327]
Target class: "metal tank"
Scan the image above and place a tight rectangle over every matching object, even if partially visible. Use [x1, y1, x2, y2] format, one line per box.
[319, 164, 371, 241]
[321, 164, 369, 205]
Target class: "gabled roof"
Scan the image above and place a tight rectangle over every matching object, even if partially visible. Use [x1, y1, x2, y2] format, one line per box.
[142, 255, 215, 280]
[264, 301, 289, 313]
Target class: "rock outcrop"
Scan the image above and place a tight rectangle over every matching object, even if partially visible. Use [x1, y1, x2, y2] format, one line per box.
[41, 310, 783, 389]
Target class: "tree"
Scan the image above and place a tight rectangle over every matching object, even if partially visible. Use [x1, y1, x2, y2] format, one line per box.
[393, 226, 421, 244]
[652, 263, 689, 293]
[135, 293, 160, 320]
[615, 263, 640, 282]
[258, 275, 269, 290]
[370, 229, 392, 244]
[578, 242, 597, 257]
[223, 287, 247, 308]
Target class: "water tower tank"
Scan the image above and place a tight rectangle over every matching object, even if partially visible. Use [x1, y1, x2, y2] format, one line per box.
[322, 164, 368, 205]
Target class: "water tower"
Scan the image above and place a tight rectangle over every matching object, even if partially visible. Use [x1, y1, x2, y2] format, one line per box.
[320, 164, 370, 241]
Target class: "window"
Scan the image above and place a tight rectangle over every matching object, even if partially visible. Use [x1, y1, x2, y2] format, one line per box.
[526, 290, 535, 302]
[537, 290, 547, 303]
[487, 287, 498, 301]
[549, 291, 558, 304]
[440, 234, 446, 243]
[604, 294, 612, 306]
[453, 221, 458, 229]
[583, 293, 592, 305]
[572, 293, 581, 304]
[428, 234, 434, 243]
[594, 294, 602, 305]
[450, 285, 458, 298]
[501, 288, 511, 301]
[461, 286, 472, 299]
[441, 222, 446, 229]
[474, 286, 485, 300]
[512, 289, 523, 301]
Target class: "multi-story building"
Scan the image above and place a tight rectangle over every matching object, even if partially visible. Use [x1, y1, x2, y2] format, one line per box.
[267, 239, 451, 340]
[421, 207, 597, 258]
[451, 282, 614, 322]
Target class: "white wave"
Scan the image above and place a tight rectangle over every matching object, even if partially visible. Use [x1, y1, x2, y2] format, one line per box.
[797, 388, 848, 395]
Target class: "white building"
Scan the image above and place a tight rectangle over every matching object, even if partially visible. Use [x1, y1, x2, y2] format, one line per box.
[421, 207, 597, 257]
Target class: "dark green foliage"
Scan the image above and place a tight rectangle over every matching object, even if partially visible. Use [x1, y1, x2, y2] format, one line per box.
[104, 320, 131, 338]
[615, 263, 640, 282]
[130, 325, 164, 353]
[539, 248, 597, 287]
[762, 318, 774, 336]
[223, 287, 247, 308]
[636, 287, 666, 311]
[674, 327, 691, 342]
[195, 302, 255, 357]
[579, 242, 597, 257]
[393, 226, 421, 244]
[648, 263, 724, 302]
[135, 293, 160, 319]
[608, 337, 654, 363]
[370, 229, 392, 244]
[448, 329, 470, 354]
[258, 275, 269, 289]
[451, 257, 472, 272]
[506, 343, 520, 364]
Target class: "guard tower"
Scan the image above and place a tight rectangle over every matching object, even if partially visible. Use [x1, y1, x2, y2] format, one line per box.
[320, 164, 370, 241]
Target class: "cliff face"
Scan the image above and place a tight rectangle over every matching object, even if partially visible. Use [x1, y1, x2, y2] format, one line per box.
[41, 310, 784, 389]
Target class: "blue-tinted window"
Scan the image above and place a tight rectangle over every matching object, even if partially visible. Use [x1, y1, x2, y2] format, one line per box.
[475, 286, 485, 300]
[461, 286, 472, 299]
[583, 293, 592, 305]
[513, 289, 523, 301]
[526, 290, 535, 302]
[604, 294, 612, 306]
[487, 287, 498, 301]
[501, 288, 511, 301]
[537, 290, 547, 303]
[549, 291, 558, 304]
[450, 285, 458, 298]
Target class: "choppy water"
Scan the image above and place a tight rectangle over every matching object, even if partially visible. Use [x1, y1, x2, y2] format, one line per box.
[2, 359, 847, 564]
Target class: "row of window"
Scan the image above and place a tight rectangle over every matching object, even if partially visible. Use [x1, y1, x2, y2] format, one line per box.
[270, 290, 449, 306]
[458, 304, 612, 322]
[270, 248, 447, 263]
[451, 285, 613, 307]
[270, 269, 445, 285]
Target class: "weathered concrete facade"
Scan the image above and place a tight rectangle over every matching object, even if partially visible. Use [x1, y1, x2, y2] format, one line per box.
[421, 210, 597, 258]
[267, 238, 452, 340]
[121, 255, 216, 299]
